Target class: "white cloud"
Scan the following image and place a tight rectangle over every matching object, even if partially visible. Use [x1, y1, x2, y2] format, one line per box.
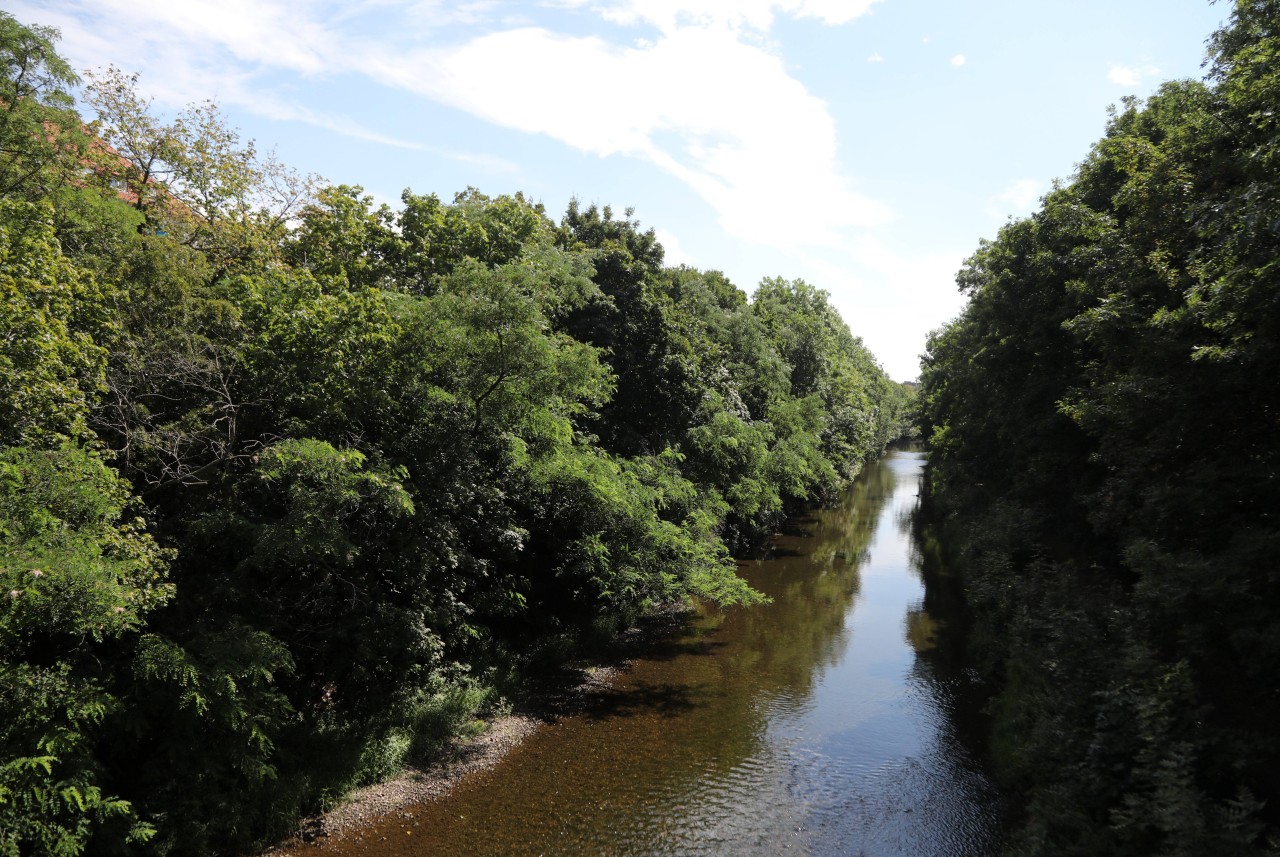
[867, 51, 884, 62]
[16, 0, 518, 164]
[36, 0, 889, 250]
[82, 0, 338, 75]
[211, 87, 430, 151]
[402, 0, 503, 29]
[367, 23, 890, 247]
[555, 0, 882, 33]
[990, 178, 1042, 216]
[1108, 62, 1161, 87]
[654, 228, 693, 267]
[788, 0, 881, 25]
[950, 54, 966, 67]
[797, 239, 969, 381]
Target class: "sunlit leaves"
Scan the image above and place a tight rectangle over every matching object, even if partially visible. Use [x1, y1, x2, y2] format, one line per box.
[0, 10, 912, 852]
[0, 13, 85, 199]
[0, 200, 113, 448]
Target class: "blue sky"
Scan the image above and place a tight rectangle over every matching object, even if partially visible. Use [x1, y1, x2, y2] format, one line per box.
[17, 0, 1228, 380]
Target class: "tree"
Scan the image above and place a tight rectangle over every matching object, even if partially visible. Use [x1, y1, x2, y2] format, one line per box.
[83, 67, 316, 271]
[917, 7, 1280, 848]
[393, 187, 553, 293]
[752, 277, 890, 480]
[0, 443, 171, 856]
[0, 198, 113, 449]
[283, 184, 402, 290]
[0, 13, 86, 198]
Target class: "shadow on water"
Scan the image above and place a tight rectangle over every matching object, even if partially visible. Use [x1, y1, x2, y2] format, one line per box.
[578, 682, 701, 721]
[636, 634, 728, 663]
[286, 450, 1003, 857]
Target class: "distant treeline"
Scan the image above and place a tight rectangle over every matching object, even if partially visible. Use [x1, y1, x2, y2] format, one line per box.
[0, 12, 913, 856]
[918, 1, 1280, 854]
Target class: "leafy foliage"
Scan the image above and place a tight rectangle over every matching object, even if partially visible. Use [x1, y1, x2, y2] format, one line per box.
[0, 443, 170, 856]
[0, 199, 114, 448]
[919, 3, 1280, 853]
[0, 12, 909, 854]
[0, 13, 86, 200]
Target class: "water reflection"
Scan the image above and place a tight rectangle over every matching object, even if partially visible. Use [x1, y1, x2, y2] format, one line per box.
[292, 450, 1001, 856]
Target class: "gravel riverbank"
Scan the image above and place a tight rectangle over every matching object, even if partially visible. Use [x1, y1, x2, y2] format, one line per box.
[256, 605, 692, 854]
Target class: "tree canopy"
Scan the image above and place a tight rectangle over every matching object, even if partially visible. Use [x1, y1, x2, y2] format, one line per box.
[918, 2, 1280, 853]
[0, 14, 909, 855]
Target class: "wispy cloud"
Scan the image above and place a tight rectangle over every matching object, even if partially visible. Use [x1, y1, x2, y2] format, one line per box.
[554, 0, 883, 33]
[385, 24, 890, 246]
[986, 178, 1043, 220]
[402, 0, 504, 29]
[950, 54, 966, 67]
[223, 90, 431, 151]
[999, 178, 1042, 210]
[79, 0, 339, 74]
[867, 51, 884, 62]
[796, 239, 970, 380]
[33, 0, 890, 250]
[654, 228, 692, 267]
[245, 95, 519, 171]
[1108, 62, 1161, 87]
[14, 0, 519, 166]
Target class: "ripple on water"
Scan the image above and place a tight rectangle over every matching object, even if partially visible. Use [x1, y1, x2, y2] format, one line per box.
[283, 451, 1002, 857]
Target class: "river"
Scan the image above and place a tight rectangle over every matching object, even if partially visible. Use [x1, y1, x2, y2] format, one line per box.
[302, 448, 1002, 856]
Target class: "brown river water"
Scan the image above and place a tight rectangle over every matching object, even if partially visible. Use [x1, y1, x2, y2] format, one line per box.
[298, 448, 1002, 856]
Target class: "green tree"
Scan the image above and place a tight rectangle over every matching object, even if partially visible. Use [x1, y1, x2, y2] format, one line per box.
[0, 13, 86, 199]
[752, 277, 891, 480]
[0, 443, 171, 856]
[83, 66, 315, 271]
[917, 6, 1280, 850]
[394, 187, 552, 292]
[283, 184, 402, 290]
[0, 199, 114, 449]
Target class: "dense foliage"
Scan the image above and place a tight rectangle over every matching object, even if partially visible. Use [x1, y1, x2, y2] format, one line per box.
[0, 13, 910, 854]
[918, 2, 1280, 853]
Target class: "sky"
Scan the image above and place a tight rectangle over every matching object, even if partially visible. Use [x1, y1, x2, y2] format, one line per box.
[13, 0, 1230, 380]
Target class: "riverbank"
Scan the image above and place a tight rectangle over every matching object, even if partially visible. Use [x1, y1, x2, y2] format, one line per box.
[260, 451, 1003, 856]
[256, 604, 694, 854]
[257, 684, 604, 853]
